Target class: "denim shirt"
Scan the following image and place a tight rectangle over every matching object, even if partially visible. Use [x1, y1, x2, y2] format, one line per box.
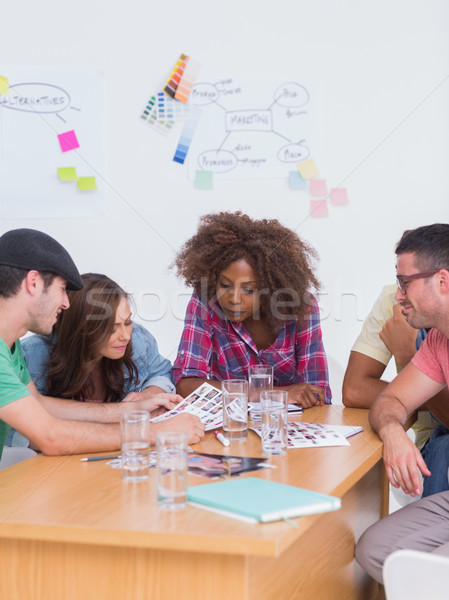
[21, 322, 175, 397]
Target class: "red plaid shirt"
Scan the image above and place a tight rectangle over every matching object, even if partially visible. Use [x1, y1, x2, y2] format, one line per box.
[172, 294, 332, 402]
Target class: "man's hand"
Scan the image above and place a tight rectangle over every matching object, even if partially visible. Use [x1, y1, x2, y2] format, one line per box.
[379, 304, 418, 369]
[286, 383, 326, 408]
[381, 422, 431, 496]
[152, 413, 205, 444]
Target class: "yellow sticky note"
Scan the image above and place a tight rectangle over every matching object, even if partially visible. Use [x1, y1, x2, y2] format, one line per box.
[57, 167, 78, 181]
[0, 76, 9, 94]
[77, 177, 97, 191]
[297, 159, 318, 180]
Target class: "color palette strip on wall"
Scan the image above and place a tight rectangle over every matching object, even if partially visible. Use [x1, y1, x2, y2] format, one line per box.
[173, 108, 201, 164]
[164, 54, 189, 98]
[140, 94, 174, 135]
[175, 58, 201, 103]
[156, 92, 190, 122]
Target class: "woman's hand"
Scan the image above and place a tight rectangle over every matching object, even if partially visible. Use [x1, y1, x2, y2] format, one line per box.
[286, 383, 326, 408]
[122, 392, 182, 416]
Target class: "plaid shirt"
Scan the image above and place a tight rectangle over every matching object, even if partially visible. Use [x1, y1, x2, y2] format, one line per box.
[172, 294, 332, 402]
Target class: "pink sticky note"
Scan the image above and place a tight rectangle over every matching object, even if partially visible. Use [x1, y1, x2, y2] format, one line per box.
[330, 188, 349, 206]
[57, 130, 79, 153]
[310, 199, 329, 218]
[309, 179, 328, 197]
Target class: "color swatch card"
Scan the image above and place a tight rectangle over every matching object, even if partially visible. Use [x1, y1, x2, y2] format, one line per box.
[173, 107, 202, 164]
[164, 53, 189, 98]
[175, 57, 201, 103]
[140, 94, 174, 135]
[156, 92, 190, 122]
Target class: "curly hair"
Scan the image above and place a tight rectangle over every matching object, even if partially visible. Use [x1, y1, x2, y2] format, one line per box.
[46, 273, 139, 402]
[173, 211, 320, 332]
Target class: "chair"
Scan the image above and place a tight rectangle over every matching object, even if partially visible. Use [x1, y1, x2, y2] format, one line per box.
[326, 355, 345, 405]
[0, 446, 37, 470]
[383, 549, 449, 600]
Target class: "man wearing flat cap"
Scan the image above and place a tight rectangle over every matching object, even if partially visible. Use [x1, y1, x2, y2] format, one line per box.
[0, 229, 204, 457]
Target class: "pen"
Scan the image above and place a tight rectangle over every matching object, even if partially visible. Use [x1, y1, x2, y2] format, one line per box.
[80, 454, 121, 462]
[214, 430, 230, 447]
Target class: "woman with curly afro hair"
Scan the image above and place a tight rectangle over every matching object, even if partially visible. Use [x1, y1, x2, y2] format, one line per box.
[172, 212, 331, 407]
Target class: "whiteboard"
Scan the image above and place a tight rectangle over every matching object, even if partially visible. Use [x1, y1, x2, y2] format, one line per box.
[0, 0, 448, 393]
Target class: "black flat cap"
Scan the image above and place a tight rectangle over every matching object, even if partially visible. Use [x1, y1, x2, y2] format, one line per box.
[0, 228, 83, 291]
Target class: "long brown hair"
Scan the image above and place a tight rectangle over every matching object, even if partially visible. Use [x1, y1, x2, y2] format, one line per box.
[46, 273, 139, 402]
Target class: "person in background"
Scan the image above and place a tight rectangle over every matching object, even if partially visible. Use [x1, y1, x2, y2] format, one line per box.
[172, 211, 331, 407]
[355, 223, 449, 583]
[7, 272, 178, 447]
[343, 279, 449, 497]
[0, 228, 204, 458]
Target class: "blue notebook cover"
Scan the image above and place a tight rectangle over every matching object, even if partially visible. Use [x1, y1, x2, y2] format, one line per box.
[187, 477, 341, 523]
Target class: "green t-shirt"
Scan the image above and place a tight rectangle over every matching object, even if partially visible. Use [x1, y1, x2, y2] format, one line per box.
[0, 338, 31, 457]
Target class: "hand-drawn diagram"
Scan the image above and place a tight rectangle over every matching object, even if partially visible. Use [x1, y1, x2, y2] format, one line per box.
[0, 69, 104, 219]
[188, 78, 315, 180]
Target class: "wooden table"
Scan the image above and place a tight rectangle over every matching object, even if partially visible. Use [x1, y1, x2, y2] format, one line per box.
[0, 406, 385, 600]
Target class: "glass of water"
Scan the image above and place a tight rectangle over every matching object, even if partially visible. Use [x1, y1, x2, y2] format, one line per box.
[120, 410, 151, 481]
[156, 431, 189, 510]
[222, 379, 248, 441]
[260, 390, 288, 455]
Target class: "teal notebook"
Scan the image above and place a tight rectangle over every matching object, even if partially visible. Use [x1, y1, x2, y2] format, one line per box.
[187, 477, 341, 524]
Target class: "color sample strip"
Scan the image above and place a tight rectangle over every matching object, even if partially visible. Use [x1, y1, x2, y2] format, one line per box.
[310, 198, 329, 218]
[173, 108, 201, 164]
[57, 167, 78, 181]
[164, 54, 188, 98]
[140, 95, 157, 122]
[156, 92, 190, 122]
[175, 58, 201, 103]
[141, 93, 174, 135]
[330, 188, 349, 206]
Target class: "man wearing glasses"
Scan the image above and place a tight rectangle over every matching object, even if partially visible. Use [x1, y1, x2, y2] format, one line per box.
[355, 223, 449, 583]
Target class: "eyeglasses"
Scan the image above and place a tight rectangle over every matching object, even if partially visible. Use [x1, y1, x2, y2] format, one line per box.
[396, 269, 440, 294]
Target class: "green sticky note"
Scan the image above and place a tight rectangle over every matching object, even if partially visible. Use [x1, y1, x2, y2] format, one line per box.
[194, 170, 213, 190]
[77, 177, 97, 191]
[57, 167, 78, 181]
[0, 76, 9, 94]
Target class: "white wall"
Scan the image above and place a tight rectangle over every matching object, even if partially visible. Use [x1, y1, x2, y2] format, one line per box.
[1, 0, 448, 392]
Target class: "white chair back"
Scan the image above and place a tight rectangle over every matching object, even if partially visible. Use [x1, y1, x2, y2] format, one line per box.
[0, 446, 37, 470]
[383, 549, 449, 600]
[326, 355, 345, 405]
